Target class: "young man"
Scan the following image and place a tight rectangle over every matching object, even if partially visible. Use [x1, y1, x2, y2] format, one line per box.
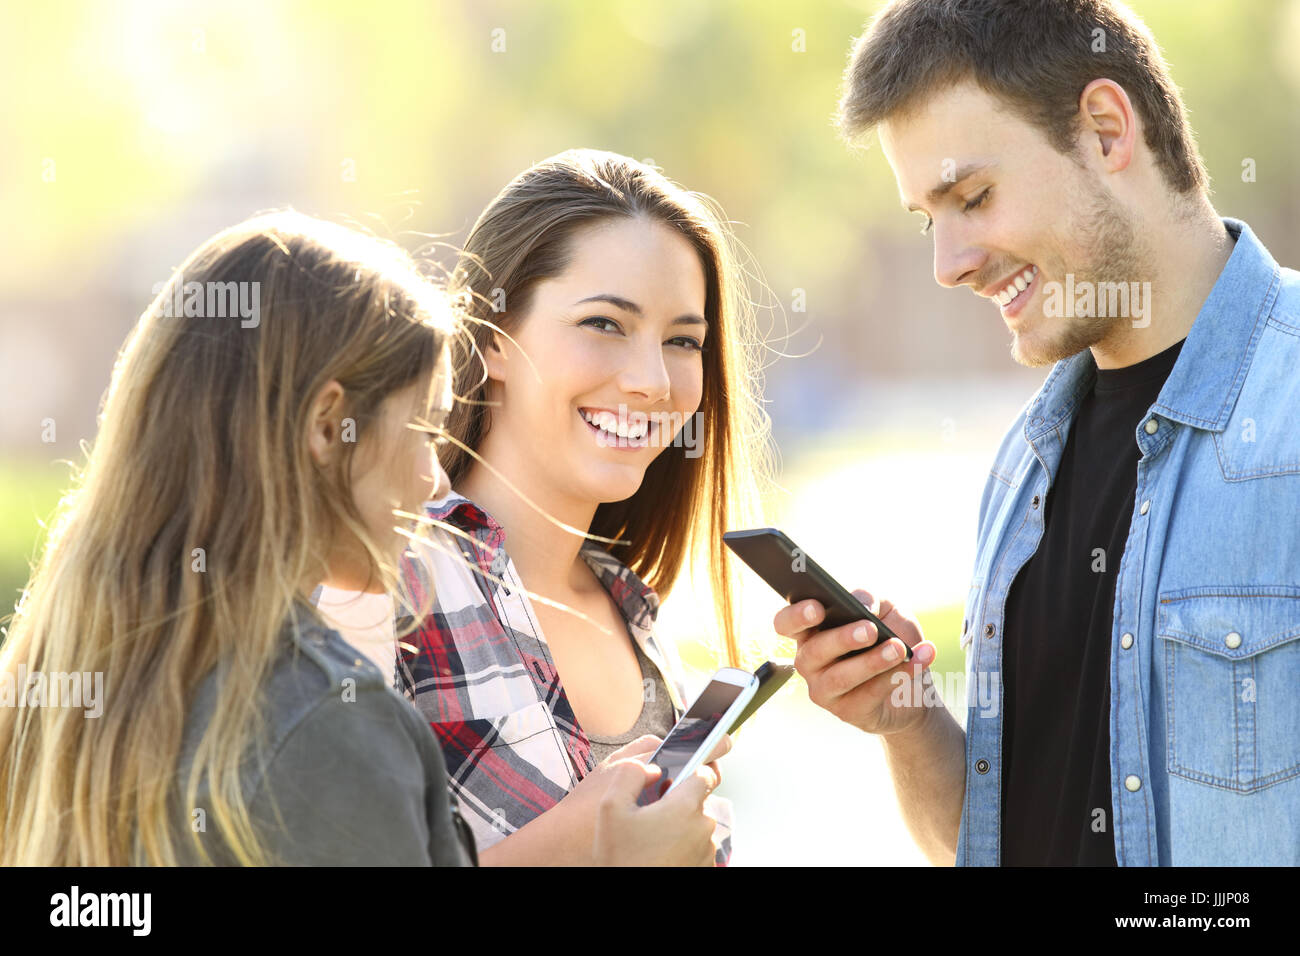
[775, 0, 1300, 865]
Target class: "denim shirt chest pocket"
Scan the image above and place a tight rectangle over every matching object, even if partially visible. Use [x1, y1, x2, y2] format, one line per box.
[1156, 586, 1300, 793]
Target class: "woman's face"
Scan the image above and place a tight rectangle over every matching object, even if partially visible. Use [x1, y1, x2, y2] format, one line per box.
[484, 216, 708, 506]
[328, 348, 454, 591]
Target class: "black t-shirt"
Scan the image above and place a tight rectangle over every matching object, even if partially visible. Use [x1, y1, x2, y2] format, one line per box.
[1000, 338, 1184, 866]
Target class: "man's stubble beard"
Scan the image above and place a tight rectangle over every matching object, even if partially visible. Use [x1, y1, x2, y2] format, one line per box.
[1011, 173, 1150, 368]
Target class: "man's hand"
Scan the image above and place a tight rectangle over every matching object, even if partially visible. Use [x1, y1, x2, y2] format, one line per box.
[774, 589, 938, 736]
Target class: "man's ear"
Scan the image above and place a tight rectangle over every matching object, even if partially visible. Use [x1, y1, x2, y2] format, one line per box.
[306, 379, 347, 467]
[483, 330, 509, 382]
[1078, 78, 1137, 174]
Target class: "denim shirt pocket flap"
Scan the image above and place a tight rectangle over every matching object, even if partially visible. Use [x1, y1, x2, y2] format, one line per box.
[1156, 587, 1300, 793]
[1158, 589, 1300, 659]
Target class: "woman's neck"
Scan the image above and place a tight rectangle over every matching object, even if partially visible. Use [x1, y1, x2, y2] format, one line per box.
[456, 455, 599, 598]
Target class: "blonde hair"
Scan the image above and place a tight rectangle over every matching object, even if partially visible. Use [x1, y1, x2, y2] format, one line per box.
[444, 149, 773, 666]
[0, 211, 456, 865]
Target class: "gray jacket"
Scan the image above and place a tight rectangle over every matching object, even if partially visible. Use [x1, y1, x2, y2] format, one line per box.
[171, 605, 476, 866]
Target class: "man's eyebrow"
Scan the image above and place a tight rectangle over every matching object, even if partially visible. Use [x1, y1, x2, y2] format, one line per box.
[903, 162, 998, 212]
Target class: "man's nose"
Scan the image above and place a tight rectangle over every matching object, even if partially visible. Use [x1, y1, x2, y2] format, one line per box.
[933, 222, 986, 290]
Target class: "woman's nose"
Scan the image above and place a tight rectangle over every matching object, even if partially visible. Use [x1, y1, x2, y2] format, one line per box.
[619, 339, 672, 402]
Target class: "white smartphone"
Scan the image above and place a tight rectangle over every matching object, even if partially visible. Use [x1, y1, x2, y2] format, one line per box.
[637, 667, 759, 805]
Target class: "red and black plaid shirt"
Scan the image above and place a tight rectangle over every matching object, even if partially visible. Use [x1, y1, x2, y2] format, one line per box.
[395, 493, 732, 862]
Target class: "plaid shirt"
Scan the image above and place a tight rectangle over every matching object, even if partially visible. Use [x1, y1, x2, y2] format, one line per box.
[395, 492, 732, 863]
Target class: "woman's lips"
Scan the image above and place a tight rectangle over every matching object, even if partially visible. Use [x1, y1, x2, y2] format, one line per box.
[578, 407, 655, 450]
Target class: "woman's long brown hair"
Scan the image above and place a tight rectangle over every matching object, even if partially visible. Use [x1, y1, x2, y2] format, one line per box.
[0, 211, 456, 864]
[443, 149, 773, 666]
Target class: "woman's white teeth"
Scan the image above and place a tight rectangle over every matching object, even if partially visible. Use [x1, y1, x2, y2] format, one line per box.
[997, 265, 1038, 305]
[582, 409, 648, 440]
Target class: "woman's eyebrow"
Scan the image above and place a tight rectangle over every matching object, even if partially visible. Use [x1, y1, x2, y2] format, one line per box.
[574, 293, 641, 313]
[574, 294, 705, 327]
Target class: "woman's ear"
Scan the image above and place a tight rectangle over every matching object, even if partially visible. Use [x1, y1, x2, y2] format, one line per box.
[306, 379, 347, 467]
[483, 330, 509, 382]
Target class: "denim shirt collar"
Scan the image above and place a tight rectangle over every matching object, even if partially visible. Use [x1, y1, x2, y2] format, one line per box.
[1023, 217, 1282, 443]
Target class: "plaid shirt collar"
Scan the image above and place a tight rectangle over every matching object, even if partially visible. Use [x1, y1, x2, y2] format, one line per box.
[424, 492, 663, 643]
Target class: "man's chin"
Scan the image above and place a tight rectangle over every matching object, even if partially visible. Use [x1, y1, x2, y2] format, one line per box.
[1009, 315, 1113, 368]
[1010, 332, 1066, 368]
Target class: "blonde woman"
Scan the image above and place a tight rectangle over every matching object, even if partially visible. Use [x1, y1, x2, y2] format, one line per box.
[396, 150, 772, 865]
[0, 210, 716, 866]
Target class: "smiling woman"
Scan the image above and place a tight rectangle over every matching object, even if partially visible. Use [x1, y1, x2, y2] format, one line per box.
[394, 148, 774, 865]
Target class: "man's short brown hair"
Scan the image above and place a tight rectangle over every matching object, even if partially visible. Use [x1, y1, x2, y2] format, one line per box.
[839, 0, 1209, 195]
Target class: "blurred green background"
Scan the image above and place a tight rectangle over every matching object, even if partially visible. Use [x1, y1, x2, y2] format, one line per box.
[2, 0, 1297, 864]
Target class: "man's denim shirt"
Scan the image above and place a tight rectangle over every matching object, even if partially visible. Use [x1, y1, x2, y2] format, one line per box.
[957, 219, 1300, 866]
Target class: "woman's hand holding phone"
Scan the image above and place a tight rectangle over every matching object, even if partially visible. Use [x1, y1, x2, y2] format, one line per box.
[482, 734, 725, 866]
[594, 753, 725, 867]
[775, 589, 939, 737]
[538, 733, 724, 866]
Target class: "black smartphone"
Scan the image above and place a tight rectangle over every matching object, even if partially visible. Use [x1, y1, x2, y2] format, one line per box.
[723, 528, 911, 661]
[726, 660, 794, 735]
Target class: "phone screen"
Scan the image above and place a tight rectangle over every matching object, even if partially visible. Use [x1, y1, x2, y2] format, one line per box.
[639, 679, 746, 804]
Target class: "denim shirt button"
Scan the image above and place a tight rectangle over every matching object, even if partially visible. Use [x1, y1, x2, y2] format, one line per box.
[1124, 774, 1142, 792]
[984, 623, 995, 638]
[975, 759, 990, 774]
[1145, 418, 1160, 435]
[1139, 499, 1151, 515]
[1224, 631, 1242, 649]
[1120, 632, 1134, 649]
[1031, 495, 1040, 509]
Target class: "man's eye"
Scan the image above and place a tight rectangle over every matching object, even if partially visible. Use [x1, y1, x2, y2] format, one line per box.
[920, 216, 934, 236]
[963, 189, 991, 213]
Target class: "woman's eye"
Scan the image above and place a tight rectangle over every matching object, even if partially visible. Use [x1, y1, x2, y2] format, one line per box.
[581, 316, 621, 333]
[668, 336, 704, 352]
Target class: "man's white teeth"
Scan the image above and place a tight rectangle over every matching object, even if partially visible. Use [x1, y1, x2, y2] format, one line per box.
[997, 265, 1038, 305]
[581, 409, 648, 440]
